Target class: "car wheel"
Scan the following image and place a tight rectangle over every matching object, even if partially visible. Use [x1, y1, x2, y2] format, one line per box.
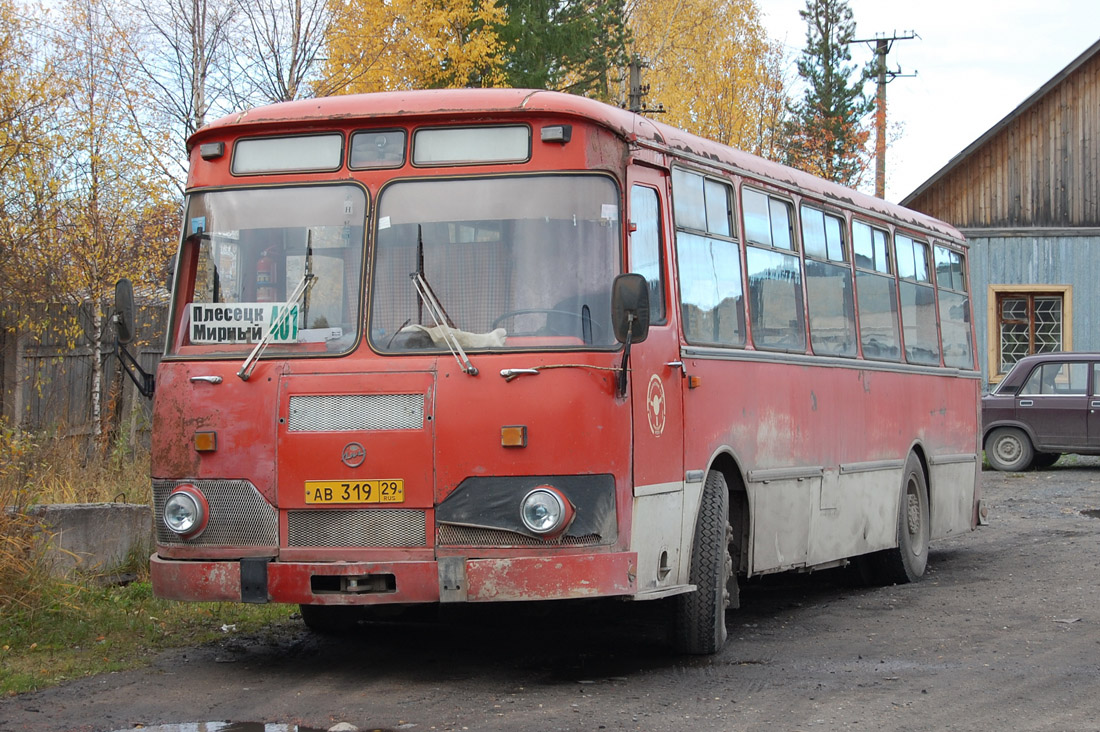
[1031, 451, 1061, 469]
[986, 427, 1035, 472]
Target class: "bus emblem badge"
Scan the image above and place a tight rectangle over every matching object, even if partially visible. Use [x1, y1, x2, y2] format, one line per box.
[647, 375, 666, 437]
[341, 442, 366, 468]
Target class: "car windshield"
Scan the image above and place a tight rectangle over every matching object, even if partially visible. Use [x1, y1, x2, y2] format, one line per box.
[369, 175, 621, 352]
[169, 185, 366, 356]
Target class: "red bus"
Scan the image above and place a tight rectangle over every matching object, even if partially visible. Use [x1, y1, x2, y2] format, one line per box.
[127, 88, 981, 655]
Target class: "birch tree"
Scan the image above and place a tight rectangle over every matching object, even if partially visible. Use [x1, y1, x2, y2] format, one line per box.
[112, 0, 238, 190]
[233, 0, 330, 103]
[0, 0, 66, 325]
[35, 0, 176, 442]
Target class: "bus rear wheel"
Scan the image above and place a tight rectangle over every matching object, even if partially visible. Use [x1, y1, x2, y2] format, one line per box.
[878, 453, 930, 584]
[672, 470, 733, 655]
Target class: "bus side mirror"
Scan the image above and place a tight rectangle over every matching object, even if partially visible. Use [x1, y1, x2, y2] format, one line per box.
[114, 278, 136, 345]
[612, 273, 650, 344]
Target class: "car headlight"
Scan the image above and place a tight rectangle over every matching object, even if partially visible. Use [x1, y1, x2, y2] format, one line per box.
[520, 486, 572, 536]
[164, 485, 208, 538]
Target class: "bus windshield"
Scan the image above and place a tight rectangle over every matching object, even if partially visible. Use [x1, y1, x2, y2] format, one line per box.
[370, 175, 621, 352]
[171, 184, 366, 356]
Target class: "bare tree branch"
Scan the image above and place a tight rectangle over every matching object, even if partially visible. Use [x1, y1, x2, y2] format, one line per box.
[231, 0, 329, 105]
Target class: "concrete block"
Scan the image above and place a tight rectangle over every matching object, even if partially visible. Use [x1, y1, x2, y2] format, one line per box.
[29, 503, 153, 575]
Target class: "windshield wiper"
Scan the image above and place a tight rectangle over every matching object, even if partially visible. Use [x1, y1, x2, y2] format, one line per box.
[238, 233, 317, 381]
[410, 225, 478, 376]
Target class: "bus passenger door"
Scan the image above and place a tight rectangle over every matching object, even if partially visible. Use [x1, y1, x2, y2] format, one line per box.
[626, 178, 686, 594]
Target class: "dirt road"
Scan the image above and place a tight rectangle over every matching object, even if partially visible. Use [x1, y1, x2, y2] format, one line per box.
[3, 461, 1099, 732]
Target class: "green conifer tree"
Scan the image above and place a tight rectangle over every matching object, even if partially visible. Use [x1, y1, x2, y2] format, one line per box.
[495, 0, 629, 100]
[784, 0, 873, 187]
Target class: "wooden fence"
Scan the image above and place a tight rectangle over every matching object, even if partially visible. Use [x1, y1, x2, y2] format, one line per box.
[0, 303, 167, 452]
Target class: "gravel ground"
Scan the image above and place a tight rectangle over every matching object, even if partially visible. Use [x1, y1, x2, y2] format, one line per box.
[2, 459, 1099, 732]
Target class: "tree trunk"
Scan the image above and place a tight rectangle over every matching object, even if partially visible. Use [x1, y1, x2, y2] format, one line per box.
[91, 306, 103, 441]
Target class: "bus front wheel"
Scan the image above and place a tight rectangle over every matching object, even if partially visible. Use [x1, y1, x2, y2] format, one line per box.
[672, 470, 733, 655]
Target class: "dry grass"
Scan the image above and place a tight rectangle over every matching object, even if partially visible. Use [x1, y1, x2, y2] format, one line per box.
[1, 420, 153, 614]
[0, 421, 293, 697]
[0, 420, 297, 695]
[0, 423, 52, 614]
[0, 504, 54, 616]
[19, 427, 152, 506]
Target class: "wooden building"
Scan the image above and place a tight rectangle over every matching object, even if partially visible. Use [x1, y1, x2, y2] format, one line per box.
[903, 38, 1100, 386]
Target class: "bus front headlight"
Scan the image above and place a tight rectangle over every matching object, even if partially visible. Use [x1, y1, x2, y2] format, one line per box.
[520, 486, 573, 537]
[164, 485, 208, 538]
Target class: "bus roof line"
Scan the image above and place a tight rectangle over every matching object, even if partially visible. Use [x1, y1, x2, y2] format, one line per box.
[188, 88, 964, 246]
[627, 135, 965, 247]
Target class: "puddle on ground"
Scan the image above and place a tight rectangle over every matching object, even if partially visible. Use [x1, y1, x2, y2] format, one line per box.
[1082, 509, 1100, 519]
[114, 724, 391, 732]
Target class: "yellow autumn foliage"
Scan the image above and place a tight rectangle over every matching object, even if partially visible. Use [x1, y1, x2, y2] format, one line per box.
[1, 0, 177, 439]
[0, 0, 66, 318]
[626, 0, 786, 158]
[319, 0, 508, 95]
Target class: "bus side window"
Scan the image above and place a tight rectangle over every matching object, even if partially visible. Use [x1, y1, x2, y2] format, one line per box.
[896, 234, 940, 366]
[743, 187, 804, 352]
[630, 185, 667, 325]
[935, 245, 973, 369]
[801, 205, 857, 358]
[672, 170, 743, 347]
[853, 219, 901, 361]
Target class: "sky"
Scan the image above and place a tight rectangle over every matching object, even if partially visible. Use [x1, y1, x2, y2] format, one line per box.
[757, 0, 1100, 203]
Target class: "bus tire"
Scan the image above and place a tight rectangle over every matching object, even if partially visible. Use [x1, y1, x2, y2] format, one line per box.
[299, 604, 362, 635]
[879, 453, 930, 584]
[985, 427, 1034, 472]
[673, 470, 732, 655]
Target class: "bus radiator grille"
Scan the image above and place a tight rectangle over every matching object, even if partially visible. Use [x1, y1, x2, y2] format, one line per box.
[287, 394, 424, 432]
[437, 524, 603, 547]
[153, 479, 278, 546]
[287, 509, 427, 547]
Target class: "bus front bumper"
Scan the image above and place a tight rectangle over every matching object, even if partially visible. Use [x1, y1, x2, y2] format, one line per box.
[150, 552, 639, 605]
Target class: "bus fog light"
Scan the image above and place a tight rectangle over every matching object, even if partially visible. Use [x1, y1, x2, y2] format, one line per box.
[164, 485, 208, 538]
[520, 487, 573, 536]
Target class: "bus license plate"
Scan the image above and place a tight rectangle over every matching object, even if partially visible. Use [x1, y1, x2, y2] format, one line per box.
[305, 480, 404, 504]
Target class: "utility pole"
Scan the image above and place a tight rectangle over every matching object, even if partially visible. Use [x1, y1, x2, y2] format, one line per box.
[850, 31, 917, 198]
[625, 57, 664, 115]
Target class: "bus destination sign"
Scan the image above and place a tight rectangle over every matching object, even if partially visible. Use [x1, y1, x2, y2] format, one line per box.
[189, 302, 300, 344]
